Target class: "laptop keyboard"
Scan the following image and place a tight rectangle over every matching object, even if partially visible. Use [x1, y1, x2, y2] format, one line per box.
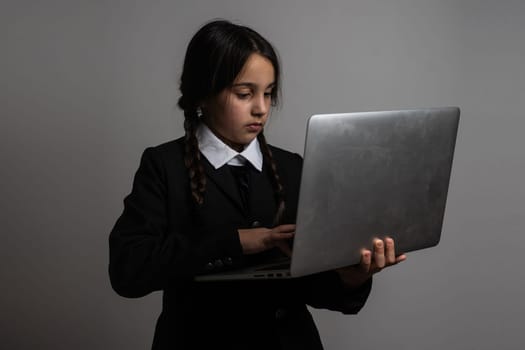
[254, 261, 291, 271]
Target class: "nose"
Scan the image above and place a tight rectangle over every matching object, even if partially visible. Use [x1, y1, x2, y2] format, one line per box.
[252, 93, 268, 118]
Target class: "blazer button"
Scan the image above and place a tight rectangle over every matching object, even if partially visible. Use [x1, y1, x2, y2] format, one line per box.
[251, 221, 261, 228]
[213, 259, 224, 268]
[224, 257, 233, 265]
[275, 308, 287, 320]
[205, 262, 214, 271]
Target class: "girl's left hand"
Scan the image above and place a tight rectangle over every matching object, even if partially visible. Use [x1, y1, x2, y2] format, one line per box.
[335, 237, 407, 290]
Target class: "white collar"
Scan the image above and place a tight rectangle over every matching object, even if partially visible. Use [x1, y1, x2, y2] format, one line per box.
[196, 123, 263, 171]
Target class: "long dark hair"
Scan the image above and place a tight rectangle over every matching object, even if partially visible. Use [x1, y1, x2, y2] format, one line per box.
[178, 20, 285, 223]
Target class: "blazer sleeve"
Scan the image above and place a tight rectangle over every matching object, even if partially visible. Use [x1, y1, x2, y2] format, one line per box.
[298, 271, 372, 314]
[108, 147, 244, 298]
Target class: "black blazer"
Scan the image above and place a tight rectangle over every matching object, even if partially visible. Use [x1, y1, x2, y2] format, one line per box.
[109, 137, 371, 350]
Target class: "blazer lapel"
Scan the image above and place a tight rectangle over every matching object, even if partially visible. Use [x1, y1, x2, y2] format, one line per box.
[202, 156, 245, 214]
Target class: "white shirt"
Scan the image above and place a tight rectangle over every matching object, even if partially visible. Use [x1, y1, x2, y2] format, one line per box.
[196, 124, 263, 171]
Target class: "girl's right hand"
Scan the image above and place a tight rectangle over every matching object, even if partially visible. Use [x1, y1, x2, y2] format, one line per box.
[238, 224, 295, 256]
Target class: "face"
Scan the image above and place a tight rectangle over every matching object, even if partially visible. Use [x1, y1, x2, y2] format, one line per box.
[202, 53, 275, 152]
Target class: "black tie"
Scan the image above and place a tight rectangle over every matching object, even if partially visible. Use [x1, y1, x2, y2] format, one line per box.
[229, 165, 250, 211]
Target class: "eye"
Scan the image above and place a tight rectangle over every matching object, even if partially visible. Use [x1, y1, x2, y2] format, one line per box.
[264, 91, 273, 98]
[236, 92, 251, 99]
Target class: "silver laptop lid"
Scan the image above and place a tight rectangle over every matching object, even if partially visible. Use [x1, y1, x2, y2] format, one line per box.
[291, 107, 460, 277]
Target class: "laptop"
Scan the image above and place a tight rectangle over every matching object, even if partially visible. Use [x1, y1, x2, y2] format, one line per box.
[195, 107, 460, 281]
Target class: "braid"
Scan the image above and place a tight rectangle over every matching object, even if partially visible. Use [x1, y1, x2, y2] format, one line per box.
[257, 132, 286, 225]
[183, 109, 206, 205]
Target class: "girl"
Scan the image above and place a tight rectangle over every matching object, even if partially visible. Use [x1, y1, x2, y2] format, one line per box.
[109, 20, 406, 350]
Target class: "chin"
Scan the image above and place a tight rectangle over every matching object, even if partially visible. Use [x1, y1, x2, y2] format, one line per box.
[244, 135, 259, 144]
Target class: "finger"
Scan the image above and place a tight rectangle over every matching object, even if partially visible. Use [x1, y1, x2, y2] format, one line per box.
[271, 232, 294, 241]
[275, 224, 296, 233]
[373, 239, 385, 269]
[385, 237, 396, 265]
[395, 254, 407, 264]
[360, 249, 372, 273]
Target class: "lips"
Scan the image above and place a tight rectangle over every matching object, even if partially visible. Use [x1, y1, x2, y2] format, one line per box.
[246, 123, 263, 132]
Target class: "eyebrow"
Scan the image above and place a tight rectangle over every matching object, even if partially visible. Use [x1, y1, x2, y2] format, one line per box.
[231, 82, 276, 89]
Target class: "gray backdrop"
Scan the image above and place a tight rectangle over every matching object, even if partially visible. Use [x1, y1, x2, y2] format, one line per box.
[2, 0, 524, 349]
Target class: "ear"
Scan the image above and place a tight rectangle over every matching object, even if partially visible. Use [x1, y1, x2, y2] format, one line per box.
[198, 99, 208, 113]
[199, 96, 210, 108]
[199, 97, 215, 118]
[196, 106, 203, 118]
